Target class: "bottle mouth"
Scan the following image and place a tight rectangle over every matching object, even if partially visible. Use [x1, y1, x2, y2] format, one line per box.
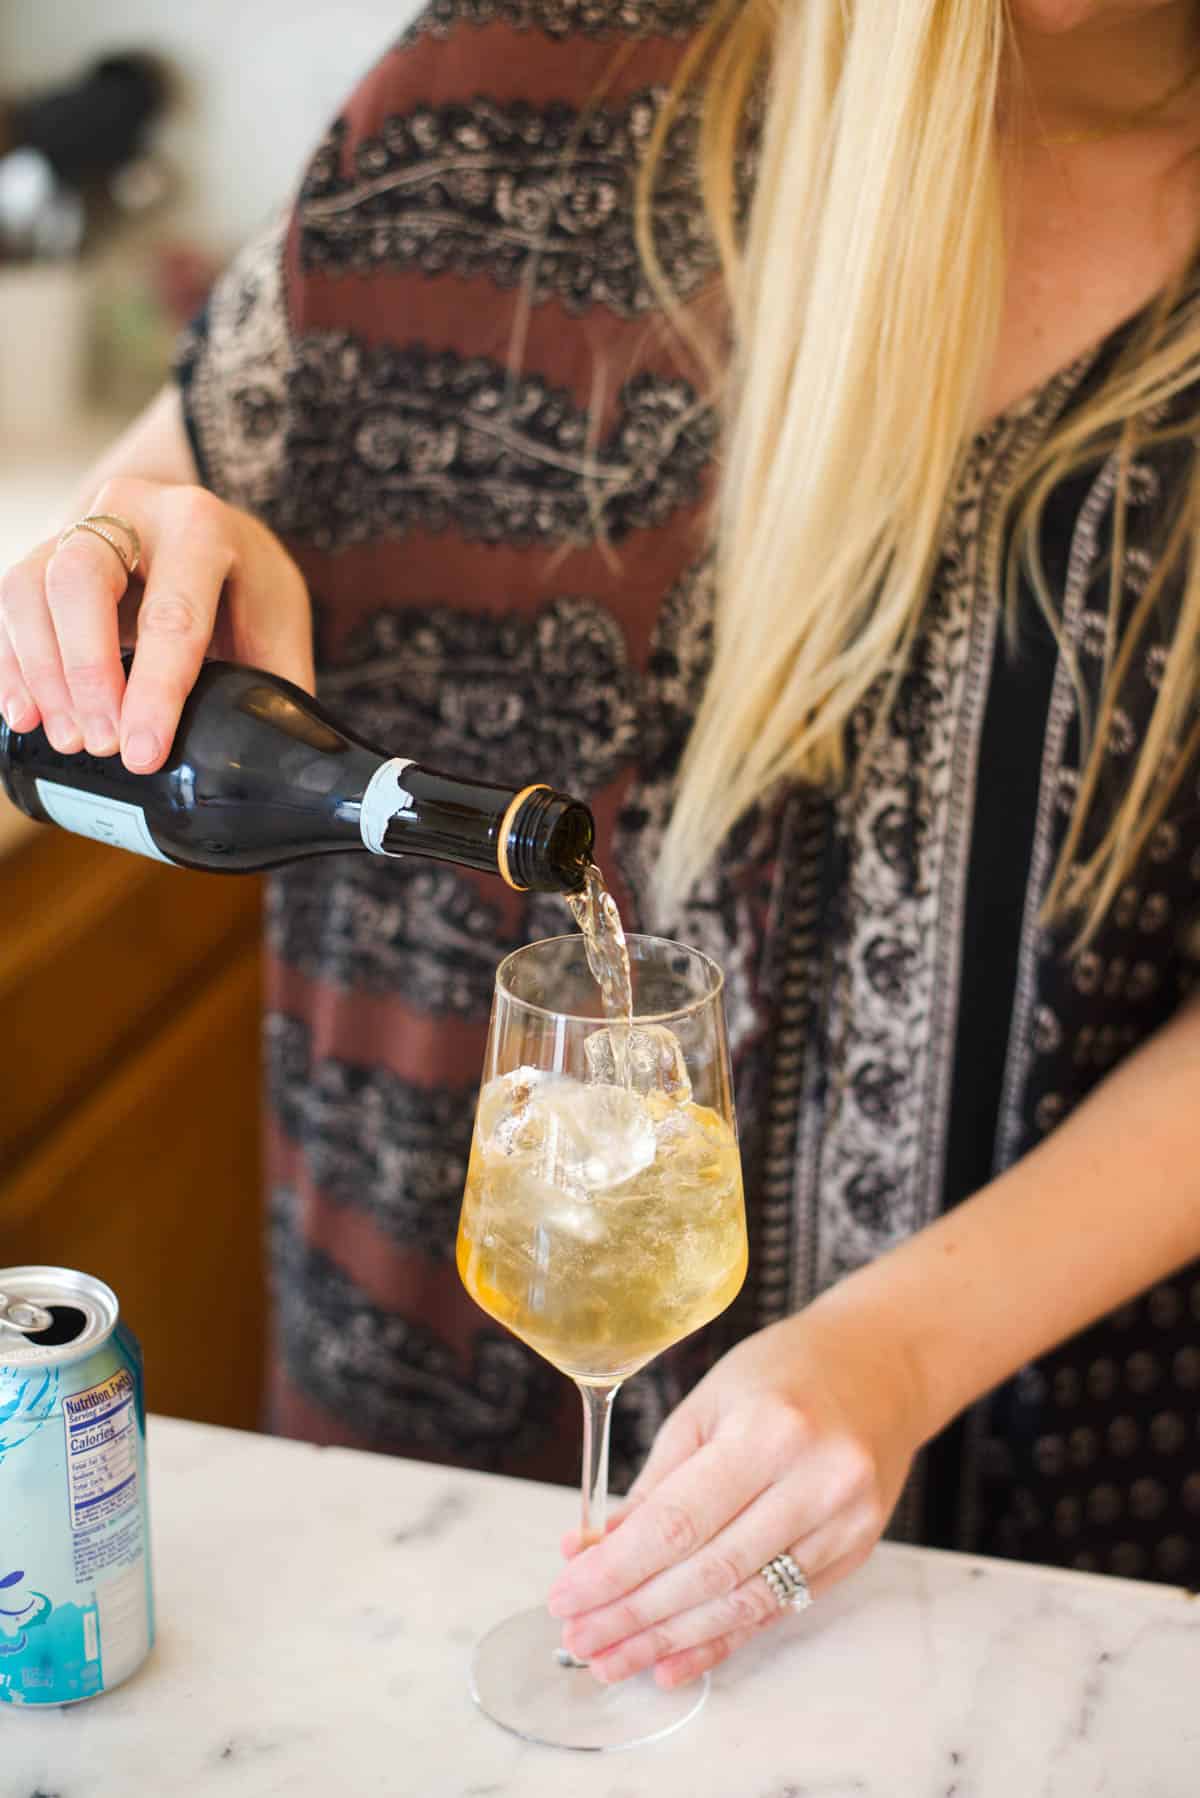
[504, 788, 594, 893]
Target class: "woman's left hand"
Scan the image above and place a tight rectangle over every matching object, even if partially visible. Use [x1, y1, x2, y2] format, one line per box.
[546, 1289, 928, 1689]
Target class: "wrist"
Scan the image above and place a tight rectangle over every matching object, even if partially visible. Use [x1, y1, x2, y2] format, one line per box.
[801, 1269, 948, 1449]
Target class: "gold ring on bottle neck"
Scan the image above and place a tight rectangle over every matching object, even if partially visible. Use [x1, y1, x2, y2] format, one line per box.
[497, 784, 550, 890]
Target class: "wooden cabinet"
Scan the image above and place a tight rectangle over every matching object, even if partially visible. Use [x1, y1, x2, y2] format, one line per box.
[0, 824, 266, 1429]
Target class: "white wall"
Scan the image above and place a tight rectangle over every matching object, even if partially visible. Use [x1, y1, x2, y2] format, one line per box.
[2, 1, 424, 253]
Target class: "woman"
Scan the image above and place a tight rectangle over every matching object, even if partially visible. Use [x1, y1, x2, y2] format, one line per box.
[3, 0, 1200, 1690]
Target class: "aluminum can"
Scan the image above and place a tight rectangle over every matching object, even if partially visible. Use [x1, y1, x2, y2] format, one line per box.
[0, 1266, 154, 1705]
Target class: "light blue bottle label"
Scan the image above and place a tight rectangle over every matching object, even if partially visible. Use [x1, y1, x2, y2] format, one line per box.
[0, 1329, 154, 1705]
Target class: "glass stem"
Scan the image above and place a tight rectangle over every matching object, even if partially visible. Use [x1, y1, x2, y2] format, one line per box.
[577, 1380, 620, 1548]
[554, 1382, 622, 1669]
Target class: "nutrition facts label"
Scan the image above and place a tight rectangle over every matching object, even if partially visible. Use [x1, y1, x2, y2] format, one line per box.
[62, 1370, 139, 1532]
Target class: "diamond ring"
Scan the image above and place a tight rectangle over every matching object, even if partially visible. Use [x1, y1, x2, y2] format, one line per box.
[760, 1552, 812, 1611]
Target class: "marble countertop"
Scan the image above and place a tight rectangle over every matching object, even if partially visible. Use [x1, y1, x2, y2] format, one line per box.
[5, 1414, 1199, 1796]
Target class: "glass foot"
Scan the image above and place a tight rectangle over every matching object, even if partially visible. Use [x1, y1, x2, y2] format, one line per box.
[469, 1605, 708, 1751]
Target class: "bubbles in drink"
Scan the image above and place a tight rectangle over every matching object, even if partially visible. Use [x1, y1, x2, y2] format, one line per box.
[584, 1023, 693, 1105]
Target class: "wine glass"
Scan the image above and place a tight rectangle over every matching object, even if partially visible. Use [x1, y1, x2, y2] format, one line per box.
[456, 932, 747, 1751]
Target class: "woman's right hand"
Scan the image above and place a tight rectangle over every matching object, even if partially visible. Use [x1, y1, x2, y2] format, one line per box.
[0, 474, 314, 771]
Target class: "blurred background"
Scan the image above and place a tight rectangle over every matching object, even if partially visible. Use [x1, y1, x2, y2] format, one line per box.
[0, 1, 419, 1428]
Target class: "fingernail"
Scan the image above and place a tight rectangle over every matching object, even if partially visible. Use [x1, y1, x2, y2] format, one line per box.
[123, 728, 160, 769]
[47, 714, 83, 753]
[1, 695, 25, 729]
[83, 716, 120, 757]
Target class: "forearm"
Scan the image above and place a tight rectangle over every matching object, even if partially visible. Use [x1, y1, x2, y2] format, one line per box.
[68, 385, 197, 521]
[815, 992, 1200, 1444]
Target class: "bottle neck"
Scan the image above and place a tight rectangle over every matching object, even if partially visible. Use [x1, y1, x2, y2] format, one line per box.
[376, 763, 526, 882]
[370, 763, 592, 892]
[358, 758, 417, 855]
[503, 786, 592, 893]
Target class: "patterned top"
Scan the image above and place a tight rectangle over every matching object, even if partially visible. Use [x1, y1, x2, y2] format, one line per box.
[177, 5, 1200, 1581]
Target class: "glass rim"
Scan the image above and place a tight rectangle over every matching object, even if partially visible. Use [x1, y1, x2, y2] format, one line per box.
[495, 932, 726, 1026]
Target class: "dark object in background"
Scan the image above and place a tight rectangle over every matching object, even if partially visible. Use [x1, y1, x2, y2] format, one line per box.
[8, 53, 168, 186]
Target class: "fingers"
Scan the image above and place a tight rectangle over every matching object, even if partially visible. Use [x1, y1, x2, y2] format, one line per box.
[44, 531, 129, 756]
[0, 542, 84, 752]
[569, 1553, 785, 1682]
[653, 1614, 781, 1690]
[557, 1476, 796, 1659]
[570, 1501, 877, 1688]
[1, 476, 165, 759]
[557, 1402, 703, 1559]
[648, 1552, 876, 1691]
[561, 1504, 636, 1561]
[549, 1396, 814, 1622]
[0, 475, 312, 775]
[547, 1437, 765, 1622]
[550, 1408, 887, 1683]
[227, 527, 315, 696]
[0, 565, 49, 735]
[122, 490, 233, 770]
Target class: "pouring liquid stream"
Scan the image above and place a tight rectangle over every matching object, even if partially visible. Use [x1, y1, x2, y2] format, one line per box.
[559, 860, 632, 1659]
[564, 863, 633, 1088]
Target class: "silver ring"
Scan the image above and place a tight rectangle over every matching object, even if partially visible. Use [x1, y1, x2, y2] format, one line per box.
[760, 1552, 812, 1611]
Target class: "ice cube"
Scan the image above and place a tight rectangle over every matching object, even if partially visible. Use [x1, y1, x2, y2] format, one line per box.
[540, 1079, 657, 1191]
[542, 1197, 606, 1244]
[476, 1066, 549, 1152]
[584, 1024, 693, 1105]
[478, 1068, 656, 1193]
[652, 1101, 729, 1188]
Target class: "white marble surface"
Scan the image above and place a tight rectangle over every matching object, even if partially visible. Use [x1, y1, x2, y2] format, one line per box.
[5, 1414, 1200, 1795]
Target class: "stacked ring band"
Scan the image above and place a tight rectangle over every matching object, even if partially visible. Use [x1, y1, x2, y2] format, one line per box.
[57, 513, 142, 581]
[760, 1552, 812, 1611]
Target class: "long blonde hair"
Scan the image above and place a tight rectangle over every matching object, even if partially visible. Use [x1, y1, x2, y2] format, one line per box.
[645, 0, 1200, 940]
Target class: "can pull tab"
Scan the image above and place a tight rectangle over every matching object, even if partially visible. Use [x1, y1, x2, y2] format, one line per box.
[0, 1292, 54, 1334]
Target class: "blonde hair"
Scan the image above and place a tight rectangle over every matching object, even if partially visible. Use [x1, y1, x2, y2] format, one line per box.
[644, 0, 1200, 941]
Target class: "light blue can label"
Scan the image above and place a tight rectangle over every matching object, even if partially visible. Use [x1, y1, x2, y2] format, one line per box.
[0, 1271, 154, 1706]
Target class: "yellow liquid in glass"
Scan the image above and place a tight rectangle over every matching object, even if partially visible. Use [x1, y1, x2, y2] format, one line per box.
[457, 1094, 747, 1383]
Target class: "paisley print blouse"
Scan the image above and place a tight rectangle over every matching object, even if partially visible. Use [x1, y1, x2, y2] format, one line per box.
[177, 4, 1200, 1582]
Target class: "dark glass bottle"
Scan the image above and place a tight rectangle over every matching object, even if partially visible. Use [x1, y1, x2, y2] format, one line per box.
[0, 660, 594, 893]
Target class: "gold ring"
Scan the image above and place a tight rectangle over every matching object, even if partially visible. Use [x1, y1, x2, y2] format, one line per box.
[57, 513, 142, 581]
